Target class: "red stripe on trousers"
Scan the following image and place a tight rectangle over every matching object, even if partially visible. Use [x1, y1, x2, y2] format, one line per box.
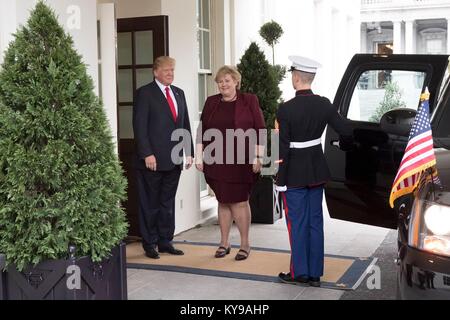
[281, 193, 294, 278]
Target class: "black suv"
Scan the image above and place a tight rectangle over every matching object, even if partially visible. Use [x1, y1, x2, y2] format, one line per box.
[325, 54, 450, 299]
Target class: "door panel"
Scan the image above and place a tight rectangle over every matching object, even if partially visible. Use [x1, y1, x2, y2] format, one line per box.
[325, 54, 449, 229]
[117, 16, 169, 237]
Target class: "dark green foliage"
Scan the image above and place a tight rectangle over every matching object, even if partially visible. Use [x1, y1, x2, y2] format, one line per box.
[237, 42, 281, 132]
[238, 42, 281, 138]
[369, 81, 406, 123]
[0, 2, 128, 271]
[272, 64, 287, 85]
[259, 20, 283, 65]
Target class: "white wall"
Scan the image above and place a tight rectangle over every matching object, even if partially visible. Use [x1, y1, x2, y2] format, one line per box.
[115, 0, 162, 18]
[98, 3, 119, 148]
[0, 0, 16, 65]
[232, 0, 361, 101]
[161, 0, 201, 235]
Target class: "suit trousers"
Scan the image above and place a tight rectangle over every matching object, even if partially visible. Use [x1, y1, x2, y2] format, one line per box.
[136, 167, 181, 252]
[282, 186, 324, 278]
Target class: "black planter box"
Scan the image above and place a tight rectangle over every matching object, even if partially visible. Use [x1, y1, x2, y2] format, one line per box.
[250, 176, 283, 224]
[0, 242, 127, 300]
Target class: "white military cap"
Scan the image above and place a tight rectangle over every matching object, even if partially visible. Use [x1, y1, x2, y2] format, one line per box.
[288, 55, 322, 74]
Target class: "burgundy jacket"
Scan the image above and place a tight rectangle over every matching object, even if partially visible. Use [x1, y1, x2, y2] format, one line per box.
[197, 91, 266, 183]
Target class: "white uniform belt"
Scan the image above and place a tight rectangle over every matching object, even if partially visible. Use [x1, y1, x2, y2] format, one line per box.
[290, 138, 321, 149]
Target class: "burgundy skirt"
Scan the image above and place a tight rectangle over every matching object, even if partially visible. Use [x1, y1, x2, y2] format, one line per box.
[205, 177, 253, 204]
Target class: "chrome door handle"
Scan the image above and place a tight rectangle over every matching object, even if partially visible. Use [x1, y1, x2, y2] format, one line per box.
[331, 140, 340, 148]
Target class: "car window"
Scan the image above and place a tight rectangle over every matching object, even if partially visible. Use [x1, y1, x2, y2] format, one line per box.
[347, 70, 426, 123]
[435, 83, 450, 139]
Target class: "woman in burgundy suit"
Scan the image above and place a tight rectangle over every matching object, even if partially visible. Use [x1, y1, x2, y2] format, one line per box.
[196, 66, 266, 261]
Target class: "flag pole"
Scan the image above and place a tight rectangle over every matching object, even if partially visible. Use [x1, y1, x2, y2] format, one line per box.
[428, 167, 436, 202]
[423, 87, 436, 201]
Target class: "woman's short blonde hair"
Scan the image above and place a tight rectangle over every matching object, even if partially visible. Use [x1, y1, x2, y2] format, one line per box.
[153, 56, 176, 70]
[214, 65, 242, 89]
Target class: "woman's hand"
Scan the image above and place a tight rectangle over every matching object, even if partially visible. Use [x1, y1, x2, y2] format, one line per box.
[195, 156, 204, 172]
[252, 158, 262, 173]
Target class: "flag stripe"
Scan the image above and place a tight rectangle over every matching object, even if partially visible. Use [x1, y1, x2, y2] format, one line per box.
[396, 144, 434, 174]
[393, 149, 436, 184]
[403, 136, 433, 159]
[394, 154, 436, 185]
[405, 131, 431, 149]
[390, 95, 437, 208]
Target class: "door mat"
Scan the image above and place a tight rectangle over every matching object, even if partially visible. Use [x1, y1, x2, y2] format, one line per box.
[126, 241, 376, 290]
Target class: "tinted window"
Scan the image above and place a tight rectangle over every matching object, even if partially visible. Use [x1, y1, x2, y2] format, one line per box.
[347, 70, 426, 123]
[435, 83, 450, 139]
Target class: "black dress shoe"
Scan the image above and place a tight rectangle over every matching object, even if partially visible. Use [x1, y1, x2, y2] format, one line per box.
[158, 246, 184, 255]
[309, 277, 321, 287]
[145, 248, 160, 259]
[278, 272, 310, 285]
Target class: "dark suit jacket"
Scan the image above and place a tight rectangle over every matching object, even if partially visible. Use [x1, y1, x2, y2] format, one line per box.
[276, 89, 352, 188]
[133, 81, 194, 171]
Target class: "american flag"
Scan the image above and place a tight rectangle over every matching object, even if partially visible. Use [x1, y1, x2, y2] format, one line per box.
[389, 90, 436, 208]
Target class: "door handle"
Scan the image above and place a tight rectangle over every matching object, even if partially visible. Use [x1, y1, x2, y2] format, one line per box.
[331, 140, 340, 148]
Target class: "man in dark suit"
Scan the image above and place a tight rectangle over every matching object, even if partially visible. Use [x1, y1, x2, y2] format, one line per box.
[133, 56, 194, 259]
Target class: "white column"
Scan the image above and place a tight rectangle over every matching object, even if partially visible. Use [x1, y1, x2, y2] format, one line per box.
[361, 23, 368, 53]
[447, 19, 450, 54]
[212, 0, 232, 68]
[98, 3, 118, 150]
[0, 0, 17, 65]
[405, 20, 416, 54]
[393, 20, 404, 54]
[312, 0, 333, 98]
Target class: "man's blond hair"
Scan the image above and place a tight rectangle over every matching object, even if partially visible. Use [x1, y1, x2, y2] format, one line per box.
[296, 70, 315, 85]
[153, 56, 176, 70]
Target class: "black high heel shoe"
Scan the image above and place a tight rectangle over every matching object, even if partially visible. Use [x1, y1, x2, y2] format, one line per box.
[214, 246, 231, 258]
[235, 249, 250, 261]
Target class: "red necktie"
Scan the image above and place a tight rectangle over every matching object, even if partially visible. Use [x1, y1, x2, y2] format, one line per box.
[165, 87, 177, 122]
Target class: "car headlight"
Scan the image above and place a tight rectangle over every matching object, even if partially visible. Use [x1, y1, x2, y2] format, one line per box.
[409, 201, 450, 257]
[424, 205, 450, 236]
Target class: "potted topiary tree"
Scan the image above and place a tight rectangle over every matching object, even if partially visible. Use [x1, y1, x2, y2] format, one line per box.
[259, 20, 286, 84]
[259, 20, 283, 66]
[238, 42, 283, 224]
[0, 2, 128, 300]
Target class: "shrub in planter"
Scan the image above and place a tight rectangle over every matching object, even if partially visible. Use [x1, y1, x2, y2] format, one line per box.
[237, 42, 283, 223]
[238, 42, 281, 142]
[0, 0, 128, 290]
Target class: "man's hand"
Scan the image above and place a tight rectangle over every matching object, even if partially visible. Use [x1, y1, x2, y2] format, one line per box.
[145, 155, 157, 171]
[185, 156, 193, 170]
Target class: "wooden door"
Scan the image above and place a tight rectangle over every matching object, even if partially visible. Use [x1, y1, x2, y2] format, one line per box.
[117, 16, 169, 237]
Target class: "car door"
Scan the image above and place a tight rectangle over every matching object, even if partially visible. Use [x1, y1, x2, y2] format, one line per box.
[324, 54, 449, 229]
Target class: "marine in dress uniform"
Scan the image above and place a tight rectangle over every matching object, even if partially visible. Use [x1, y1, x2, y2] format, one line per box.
[276, 56, 352, 287]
